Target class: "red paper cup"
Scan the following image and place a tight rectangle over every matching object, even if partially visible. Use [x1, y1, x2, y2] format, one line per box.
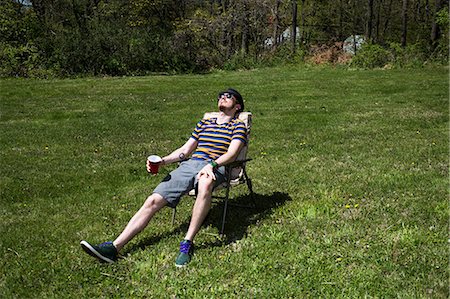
[148, 155, 162, 174]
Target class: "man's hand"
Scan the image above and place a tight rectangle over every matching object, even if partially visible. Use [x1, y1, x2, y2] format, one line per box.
[146, 159, 152, 173]
[197, 163, 216, 181]
[146, 158, 164, 173]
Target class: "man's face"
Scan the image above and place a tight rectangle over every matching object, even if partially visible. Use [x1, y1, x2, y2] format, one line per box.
[217, 92, 240, 113]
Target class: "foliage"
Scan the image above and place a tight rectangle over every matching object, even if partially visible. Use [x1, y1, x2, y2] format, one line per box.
[0, 0, 45, 77]
[222, 44, 308, 71]
[435, 7, 449, 28]
[349, 40, 446, 69]
[223, 54, 261, 71]
[0, 67, 448, 297]
[0, 0, 38, 44]
[0, 42, 51, 77]
[431, 8, 450, 62]
[388, 42, 428, 68]
[350, 43, 390, 69]
[0, 0, 448, 77]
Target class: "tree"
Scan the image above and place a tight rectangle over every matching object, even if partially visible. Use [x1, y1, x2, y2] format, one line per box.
[401, 0, 409, 47]
[241, 0, 250, 55]
[272, 0, 281, 49]
[366, 0, 374, 40]
[1, 0, 447, 76]
[291, 0, 297, 54]
[381, 0, 394, 42]
[430, 0, 443, 49]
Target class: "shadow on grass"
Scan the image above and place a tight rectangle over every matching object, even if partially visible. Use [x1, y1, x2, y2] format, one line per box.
[124, 191, 291, 255]
[202, 191, 292, 246]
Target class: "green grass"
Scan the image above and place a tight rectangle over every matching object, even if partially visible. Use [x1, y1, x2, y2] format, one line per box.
[0, 66, 448, 298]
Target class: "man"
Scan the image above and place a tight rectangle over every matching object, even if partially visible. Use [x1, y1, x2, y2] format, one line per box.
[80, 88, 247, 267]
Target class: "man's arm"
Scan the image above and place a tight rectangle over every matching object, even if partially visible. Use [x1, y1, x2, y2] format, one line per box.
[197, 139, 245, 180]
[146, 138, 198, 172]
[162, 138, 198, 165]
[214, 139, 245, 167]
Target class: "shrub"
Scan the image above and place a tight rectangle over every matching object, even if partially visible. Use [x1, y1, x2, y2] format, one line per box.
[306, 42, 352, 66]
[350, 43, 390, 69]
[0, 42, 46, 77]
[222, 54, 261, 71]
[388, 42, 427, 68]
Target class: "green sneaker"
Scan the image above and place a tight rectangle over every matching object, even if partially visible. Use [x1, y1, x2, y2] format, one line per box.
[80, 240, 118, 263]
[175, 240, 193, 267]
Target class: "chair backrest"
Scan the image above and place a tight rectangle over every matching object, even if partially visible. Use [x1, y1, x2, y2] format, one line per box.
[203, 112, 252, 181]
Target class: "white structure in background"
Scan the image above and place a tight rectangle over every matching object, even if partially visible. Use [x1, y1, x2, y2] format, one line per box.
[280, 27, 300, 40]
[343, 35, 366, 55]
[264, 27, 301, 48]
[264, 37, 275, 47]
[14, 0, 32, 6]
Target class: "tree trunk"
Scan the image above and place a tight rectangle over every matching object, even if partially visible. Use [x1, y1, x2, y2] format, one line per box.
[292, 0, 298, 54]
[414, 0, 424, 40]
[414, 0, 420, 22]
[366, 0, 374, 40]
[273, 0, 281, 49]
[375, 0, 382, 42]
[353, 0, 358, 53]
[338, 0, 344, 40]
[401, 0, 409, 47]
[241, 0, 249, 55]
[382, 0, 393, 40]
[430, 0, 443, 49]
[300, 0, 306, 44]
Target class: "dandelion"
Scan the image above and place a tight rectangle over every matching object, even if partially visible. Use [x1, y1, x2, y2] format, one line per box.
[345, 204, 351, 209]
[354, 204, 359, 208]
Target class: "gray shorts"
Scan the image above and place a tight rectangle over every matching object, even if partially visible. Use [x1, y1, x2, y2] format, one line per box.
[153, 159, 227, 208]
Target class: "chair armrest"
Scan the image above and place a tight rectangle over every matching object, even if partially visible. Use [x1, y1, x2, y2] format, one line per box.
[225, 158, 252, 168]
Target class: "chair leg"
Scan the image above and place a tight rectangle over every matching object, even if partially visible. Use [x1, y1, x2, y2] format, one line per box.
[171, 207, 177, 226]
[220, 169, 232, 237]
[220, 198, 228, 238]
[243, 167, 256, 207]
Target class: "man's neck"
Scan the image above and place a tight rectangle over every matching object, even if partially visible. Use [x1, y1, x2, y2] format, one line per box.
[216, 111, 235, 124]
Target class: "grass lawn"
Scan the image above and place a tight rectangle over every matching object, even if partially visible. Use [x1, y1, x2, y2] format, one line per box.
[0, 66, 448, 298]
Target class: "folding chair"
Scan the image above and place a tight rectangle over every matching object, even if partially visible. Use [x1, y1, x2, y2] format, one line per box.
[171, 111, 255, 236]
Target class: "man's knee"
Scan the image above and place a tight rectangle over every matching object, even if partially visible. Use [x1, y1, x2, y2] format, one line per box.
[197, 176, 214, 195]
[143, 193, 166, 211]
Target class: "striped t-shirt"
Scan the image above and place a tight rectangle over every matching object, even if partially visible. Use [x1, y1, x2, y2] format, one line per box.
[190, 117, 247, 161]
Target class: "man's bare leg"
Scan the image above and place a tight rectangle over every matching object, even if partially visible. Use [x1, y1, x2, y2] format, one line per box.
[175, 176, 214, 267]
[184, 176, 214, 241]
[113, 193, 167, 251]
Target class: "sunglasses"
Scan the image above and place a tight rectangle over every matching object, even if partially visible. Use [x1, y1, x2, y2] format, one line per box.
[217, 92, 235, 100]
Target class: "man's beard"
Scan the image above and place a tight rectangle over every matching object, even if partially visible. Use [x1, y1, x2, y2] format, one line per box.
[219, 103, 236, 113]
